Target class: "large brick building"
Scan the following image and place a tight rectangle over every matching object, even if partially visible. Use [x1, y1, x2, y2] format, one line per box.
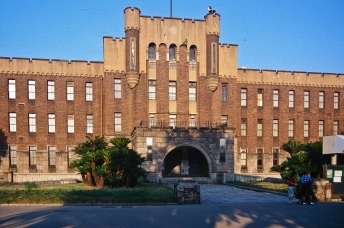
[1, 7, 343, 183]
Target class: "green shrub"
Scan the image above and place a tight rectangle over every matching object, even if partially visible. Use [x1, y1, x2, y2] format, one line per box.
[24, 182, 38, 191]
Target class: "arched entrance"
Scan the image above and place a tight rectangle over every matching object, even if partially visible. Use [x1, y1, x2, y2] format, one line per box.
[162, 146, 209, 177]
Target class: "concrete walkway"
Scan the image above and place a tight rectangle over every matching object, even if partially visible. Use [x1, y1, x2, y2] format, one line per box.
[200, 184, 288, 203]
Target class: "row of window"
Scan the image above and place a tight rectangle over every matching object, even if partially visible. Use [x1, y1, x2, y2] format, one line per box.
[8, 79, 340, 109]
[8, 145, 75, 166]
[8, 112, 123, 134]
[148, 80, 197, 101]
[9, 113, 93, 133]
[240, 119, 339, 137]
[8, 79, 94, 101]
[240, 88, 340, 109]
[240, 148, 280, 168]
[148, 43, 197, 61]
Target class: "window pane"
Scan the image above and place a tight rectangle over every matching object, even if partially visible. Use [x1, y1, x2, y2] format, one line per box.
[86, 82, 93, 101]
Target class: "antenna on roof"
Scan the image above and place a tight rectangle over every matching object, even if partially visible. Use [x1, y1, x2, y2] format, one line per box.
[170, 0, 172, 17]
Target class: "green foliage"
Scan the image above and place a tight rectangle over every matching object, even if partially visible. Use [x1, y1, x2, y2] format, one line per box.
[109, 137, 131, 149]
[94, 165, 106, 178]
[105, 172, 118, 187]
[272, 140, 330, 179]
[73, 136, 108, 156]
[281, 140, 305, 156]
[72, 136, 146, 188]
[0, 183, 176, 204]
[24, 182, 38, 191]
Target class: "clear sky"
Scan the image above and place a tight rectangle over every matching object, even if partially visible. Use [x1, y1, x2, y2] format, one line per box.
[1, 0, 343, 73]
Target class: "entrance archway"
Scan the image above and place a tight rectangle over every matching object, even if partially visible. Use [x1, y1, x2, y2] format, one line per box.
[162, 146, 209, 177]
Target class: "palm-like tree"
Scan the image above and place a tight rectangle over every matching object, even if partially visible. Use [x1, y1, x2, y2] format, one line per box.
[281, 140, 305, 156]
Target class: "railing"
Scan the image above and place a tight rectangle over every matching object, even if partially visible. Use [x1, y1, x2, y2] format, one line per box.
[137, 120, 228, 129]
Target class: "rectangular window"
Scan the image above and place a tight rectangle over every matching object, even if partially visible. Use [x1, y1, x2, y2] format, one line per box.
[334, 92, 339, 109]
[304, 120, 309, 138]
[67, 146, 75, 165]
[169, 81, 176, 100]
[9, 145, 17, 165]
[48, 146, 56, 166]
[148, 80, 156, 100]
[114, 79, 121, 99]
[8, 79, 16, 99]
[149, 114, 156, 127]
[288, 120, 294, 137]
[28, 80, 35, 100]
[240, 149, 247, 167]
[146, 137, 153, 161]
[257, 89, 263, 107]
[169, 114, 176, 128]
[221, 115, 228, 125]
[241, 119, 247, 136]
[219, 138, 226, 162]
[273, 148, 279, 166]
[222, 83, 228, 102]
[47, 80, 55, 100]
[257, 148, 263, 167]
[48, 114, 55, 133]
[189, 82, 196, 101]
[29, 113, 36, 133]
[241, 88, 247, 106]
[319, 120, 324, 137]
[86, 82, 93, 101]
[29, 146, 37, 166]
[86, 114, 93, 133]
[273, 89, 279, 107]
[334, 120, 339, 135]
[273, 119, 279, 137]
[289, 90, 295, 108]
[257, 119, 263, 137]
[189, 115, 196, 127]
[319, 91, 324, 109]
[9, 112, 16, 132]
[304, 91, 310, 108]
[67, 82, 74, 101]
[67, 115, 74, 133]
[115, 112, 121, 132]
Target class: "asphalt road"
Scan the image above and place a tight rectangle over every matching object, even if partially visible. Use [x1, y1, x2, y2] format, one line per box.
[0, 184, 343, 228]
[1, 202, 344, 228]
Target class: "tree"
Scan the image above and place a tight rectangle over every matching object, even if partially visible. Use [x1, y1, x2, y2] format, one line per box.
[280, 140, 305, 156]
[71, 136, 146, 188]
[271, 140, 330, 180]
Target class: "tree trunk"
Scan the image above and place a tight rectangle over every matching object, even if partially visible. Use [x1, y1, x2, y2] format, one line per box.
[86, 172, 94, 186]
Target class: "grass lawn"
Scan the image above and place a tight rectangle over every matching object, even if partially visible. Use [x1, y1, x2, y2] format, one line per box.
[227, 181, 344, 200]
[0, 182, 176, 205]
[227, 181, 288, 194]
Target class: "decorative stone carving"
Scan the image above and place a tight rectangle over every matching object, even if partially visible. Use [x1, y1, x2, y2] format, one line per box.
[126, 71, 139, 89]
[206, 75, 219, 91]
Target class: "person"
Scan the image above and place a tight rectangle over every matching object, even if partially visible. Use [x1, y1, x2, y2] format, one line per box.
[287, 172, 297, 204]
[299, 172, 314, 205]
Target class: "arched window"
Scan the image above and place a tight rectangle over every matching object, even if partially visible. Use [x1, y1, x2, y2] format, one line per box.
[189, 45, 196, 61]
[148, 43, 156, 60]
[169, 44, 176, 61]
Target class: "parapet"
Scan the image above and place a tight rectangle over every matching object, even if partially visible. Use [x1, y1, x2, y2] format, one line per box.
[0, 57, 104, 77]
[237, 68, 344, 87]
[124, 7, 141, 31]
[204, 13, 220, 36]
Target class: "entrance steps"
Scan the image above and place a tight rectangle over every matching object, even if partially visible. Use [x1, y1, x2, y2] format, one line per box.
[160, 177, 217, 184]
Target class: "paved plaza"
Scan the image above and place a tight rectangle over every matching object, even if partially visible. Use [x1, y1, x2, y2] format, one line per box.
[200, 184, 287, 203]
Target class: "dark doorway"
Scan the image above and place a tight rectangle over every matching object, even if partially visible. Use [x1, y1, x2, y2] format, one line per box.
[163, 146, 209, 177]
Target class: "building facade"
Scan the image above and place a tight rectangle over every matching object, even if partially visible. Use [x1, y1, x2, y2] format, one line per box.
[1, 7, 343, 183]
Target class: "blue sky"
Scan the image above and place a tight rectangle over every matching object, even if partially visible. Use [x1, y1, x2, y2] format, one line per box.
[0, 0, 343, 73]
